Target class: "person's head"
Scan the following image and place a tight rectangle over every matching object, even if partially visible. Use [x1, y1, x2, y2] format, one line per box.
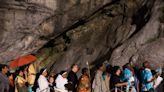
[106, 64, 113, 74]
[96, 63, 105, 71]
[81, 68, 89, 75]
[71, 64, 79, 73]
[113, 66, 121, 76]
[123, 63, 132, 70]
[123, 63, 135, 74]
[0, 64, 9, 75]
[18, 69, 24, 77]
[7, 72, 14, 80]
[143, 61, 151, 69]
[40, 68, 48, 77]
[60, 71, 68, 78]
[48, 76, 54, 84]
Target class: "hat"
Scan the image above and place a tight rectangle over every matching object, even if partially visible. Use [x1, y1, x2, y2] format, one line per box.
[62, 72, 67, 76]
[40, 68, 47, 74]
[60, 71, 67, 76]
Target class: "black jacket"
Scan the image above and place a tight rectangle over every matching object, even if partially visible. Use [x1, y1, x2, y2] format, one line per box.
[67, 71, 78, 92]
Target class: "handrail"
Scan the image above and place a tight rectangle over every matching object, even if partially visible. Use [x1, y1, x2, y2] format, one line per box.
[110, 87, 125, 92]
[110, 81, 164, 92]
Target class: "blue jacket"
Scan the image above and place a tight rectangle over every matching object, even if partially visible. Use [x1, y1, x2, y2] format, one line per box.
[141, 68, 153, 91]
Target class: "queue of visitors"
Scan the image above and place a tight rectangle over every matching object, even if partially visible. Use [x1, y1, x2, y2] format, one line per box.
[0, 60, 163, 92]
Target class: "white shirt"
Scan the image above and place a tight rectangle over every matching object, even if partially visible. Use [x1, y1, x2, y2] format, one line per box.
[55, 75, 68, 91]
[36, 75, 50, 92]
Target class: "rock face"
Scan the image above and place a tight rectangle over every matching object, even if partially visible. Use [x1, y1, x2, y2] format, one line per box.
[109, 0, 164, 69]
[0, 0, 164, 72]
[0, 0, 113, 63]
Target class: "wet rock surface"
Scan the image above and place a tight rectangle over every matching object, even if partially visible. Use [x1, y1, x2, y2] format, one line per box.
[0, 0, 164, 72]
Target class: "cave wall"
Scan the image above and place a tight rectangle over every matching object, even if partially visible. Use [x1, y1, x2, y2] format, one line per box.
[0, 0, 164, 72]
[36, 0, 164, 73]
[110, 0, 164, 69]
[0, 0, 113, 63]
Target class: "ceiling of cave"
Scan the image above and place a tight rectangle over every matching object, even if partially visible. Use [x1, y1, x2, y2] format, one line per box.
[0, 0, 164, 72]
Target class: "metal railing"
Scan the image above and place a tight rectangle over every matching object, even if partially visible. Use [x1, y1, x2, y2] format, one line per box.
[109, 81, 164, 92]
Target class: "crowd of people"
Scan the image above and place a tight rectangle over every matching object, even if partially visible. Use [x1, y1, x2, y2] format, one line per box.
[0, 61, 163, 92]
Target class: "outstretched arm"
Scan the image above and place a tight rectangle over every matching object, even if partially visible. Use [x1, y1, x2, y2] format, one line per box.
[115, 82, 128, 87]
